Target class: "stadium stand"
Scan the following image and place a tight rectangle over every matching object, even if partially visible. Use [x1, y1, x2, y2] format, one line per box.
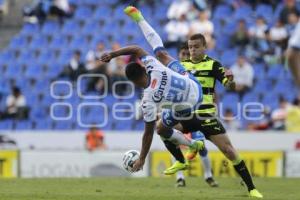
[0, 0, 299, 131]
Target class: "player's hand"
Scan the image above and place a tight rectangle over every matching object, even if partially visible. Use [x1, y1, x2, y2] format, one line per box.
[225, 68, 234, 81]
[132, 158, 145, 172]
[100, 52, 112, 63]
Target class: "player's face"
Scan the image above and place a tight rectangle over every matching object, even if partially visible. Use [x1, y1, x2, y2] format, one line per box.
[179, 49, 190, 61]
[188, 39, 206, 60]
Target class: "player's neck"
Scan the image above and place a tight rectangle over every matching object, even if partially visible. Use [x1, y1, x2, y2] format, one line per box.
[191, 54, 205, 63]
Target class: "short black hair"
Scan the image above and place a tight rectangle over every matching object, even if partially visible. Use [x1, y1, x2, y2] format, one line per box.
[74, 50, 81, 56]
[178, 42, 188, 52]
[189, 33, 207, 47]
[12, 86, 21, 94]
[125, 62, 146, 81]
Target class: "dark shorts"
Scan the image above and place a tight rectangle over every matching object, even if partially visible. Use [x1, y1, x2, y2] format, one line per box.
[179, 113, 226, 139]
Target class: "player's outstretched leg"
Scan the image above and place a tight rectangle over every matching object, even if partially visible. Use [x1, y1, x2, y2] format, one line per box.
[124, 6, 144, 22]
[156, 118, 204, 175]
[210, 134, 263, 198]
[162, 140, 189, 175]
[124, 6, 163, 52]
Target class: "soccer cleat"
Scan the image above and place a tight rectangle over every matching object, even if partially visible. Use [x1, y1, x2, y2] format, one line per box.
[124, 6, 144, 22]
[249, 189, 263, 198]
[185, 140, 205, 161]
[205, 177, 219, 187]
[175, 178, 186, 187]
[163, 161, 189, 175]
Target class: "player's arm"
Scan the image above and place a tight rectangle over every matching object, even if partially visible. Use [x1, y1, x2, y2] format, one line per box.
[100, 45, 148, 62]
[132, 121, 155, 172]
[212, 61, 236, 90]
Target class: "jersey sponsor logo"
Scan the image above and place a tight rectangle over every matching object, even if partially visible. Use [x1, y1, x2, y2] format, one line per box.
[151, 79, 157, 89]
[152, 71, 168, 103]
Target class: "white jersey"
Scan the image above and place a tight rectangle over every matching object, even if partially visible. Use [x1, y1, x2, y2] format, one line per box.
[289, 20, 300, 49]
[140, 55, 202, 122]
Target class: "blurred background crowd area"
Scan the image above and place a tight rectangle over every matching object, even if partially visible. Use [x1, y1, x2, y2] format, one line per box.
[0, 0, 299, 132]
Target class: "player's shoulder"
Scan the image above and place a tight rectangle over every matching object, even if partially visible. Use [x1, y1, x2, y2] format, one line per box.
[140, 55, 160, 66]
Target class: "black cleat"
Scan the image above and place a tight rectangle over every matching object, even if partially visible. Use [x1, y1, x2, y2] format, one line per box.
[175, 178, 186, 187]
[205, 177, 219, 187]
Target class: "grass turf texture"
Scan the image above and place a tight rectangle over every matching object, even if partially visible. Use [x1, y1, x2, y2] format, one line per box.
[0, 177, 299, 200]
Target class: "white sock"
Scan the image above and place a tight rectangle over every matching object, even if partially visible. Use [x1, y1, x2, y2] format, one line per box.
[201, 156, 213, 179]
[168, 129, 193, 147]
[137, 19, 164, 51]
[176, 170, 185, 180]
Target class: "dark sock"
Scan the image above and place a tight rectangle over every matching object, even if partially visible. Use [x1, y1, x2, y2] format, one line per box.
[163, 140, 185, 163]
[233, 160, 255, 191]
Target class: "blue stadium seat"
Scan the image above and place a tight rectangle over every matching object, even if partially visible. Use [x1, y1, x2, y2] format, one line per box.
[36, 50, 55, 65]
[52, 104, 71, 118]
[133, 120, 144, 131]
[242, 92, 259, 104]
[74, 6, 93, 20]
[220, 49, 238, 67]
[14, 120, 32, 130]
[8, 36, 28, 49]
[253, 79, 272, 94]
[266, 64, 285, 80]
[0, 120, 13, 130]
[213, 4, 232, 20]
[69, 36, 88, 50]
[255, 4, 273, 24]
[45, 62, 63, 78]
[40, 94, 54, 107]
[29, 35, 48, 50]
[19, 23, 40, 36]
[34, 119, 53, 130]
[0, 77, 10, 94]
[24, 64, 43, 78]
[234, 5, 253, 20]
[221, 93, 240, 115]
[81, 20, 101, 36]
[262, 93, 279, 110]
[253, 63, 266, 80]
[114, 119, 134, 130]
[61, 21, 80, 37]
[93, 6, 112, 20]
[41, 21, 60, 36]
[0, 49, 15, 63]
[52, 82, 72, 97]
[30, 106, 48, 121]
[53, 120, 73, 130]
[49, 35, 69, 50]
[4, 63, 23, 79]
[17, 50, 36, 64]
[215, 35, 230, 51]
[222, 20, 237, 36]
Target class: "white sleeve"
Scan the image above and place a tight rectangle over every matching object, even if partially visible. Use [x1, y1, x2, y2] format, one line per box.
[86, 51, 94, 61]
[17, 96, 26, 107]
[6, 96, 14, 107]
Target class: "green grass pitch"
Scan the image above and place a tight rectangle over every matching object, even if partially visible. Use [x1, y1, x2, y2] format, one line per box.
[0, 177, 299, 200]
